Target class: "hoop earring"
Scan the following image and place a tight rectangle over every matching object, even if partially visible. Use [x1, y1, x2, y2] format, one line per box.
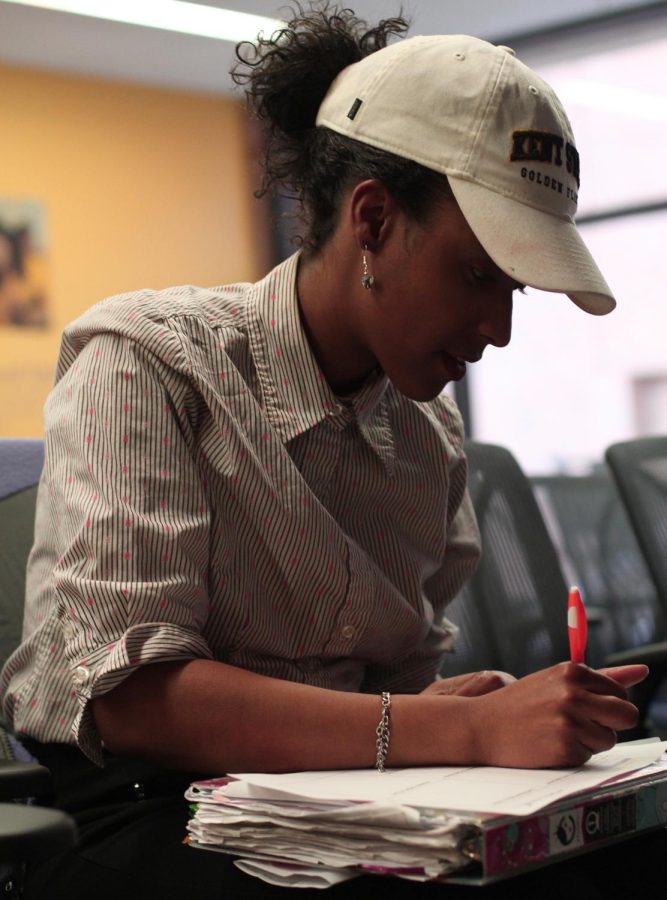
[361, 245, 375, 290]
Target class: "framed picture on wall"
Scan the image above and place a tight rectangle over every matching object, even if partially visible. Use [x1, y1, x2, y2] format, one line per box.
[0, 198, 49, 328]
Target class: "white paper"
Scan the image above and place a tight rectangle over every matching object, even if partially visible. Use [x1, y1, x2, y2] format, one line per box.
[233, 858, 358, 888]
[186, 790, 473, 876]
[225, 741, 667, 817]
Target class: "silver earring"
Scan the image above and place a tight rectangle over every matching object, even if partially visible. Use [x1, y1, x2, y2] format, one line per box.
[361, 245, 375, 290]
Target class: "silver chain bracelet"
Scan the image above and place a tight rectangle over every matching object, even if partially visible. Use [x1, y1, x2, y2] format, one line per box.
[375, 691, 391, 772]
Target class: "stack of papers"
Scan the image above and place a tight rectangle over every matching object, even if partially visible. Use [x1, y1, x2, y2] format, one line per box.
[185, 741, 667, 888]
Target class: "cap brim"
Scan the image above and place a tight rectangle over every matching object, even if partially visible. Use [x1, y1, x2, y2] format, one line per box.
[448, 176, 616, 315]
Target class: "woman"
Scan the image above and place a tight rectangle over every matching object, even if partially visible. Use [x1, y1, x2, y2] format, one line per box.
[0, 6, 654, 898]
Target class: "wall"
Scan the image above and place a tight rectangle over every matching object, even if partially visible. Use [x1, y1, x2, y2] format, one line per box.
[0, 63, 264, 437]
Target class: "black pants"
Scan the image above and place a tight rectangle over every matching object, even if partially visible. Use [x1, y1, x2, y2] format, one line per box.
[21, 741, 667, 900]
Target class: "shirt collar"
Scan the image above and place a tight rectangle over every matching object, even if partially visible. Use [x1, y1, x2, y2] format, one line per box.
[246, 253, 396, 471]
[338, 374, 395, 474]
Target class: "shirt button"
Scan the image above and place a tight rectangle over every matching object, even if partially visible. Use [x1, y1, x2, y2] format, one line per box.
[341, 624, 356, 640]
[73, 665, 89, 686]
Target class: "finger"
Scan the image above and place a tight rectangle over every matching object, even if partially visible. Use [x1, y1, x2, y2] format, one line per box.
[422, 671, 515, 697]
[578, 693, 639, 733]
[455, 670, 515, 697]
[597, 664, 649, 688]
[576, 721, 618, 756]
[420, 673, 479, 695]
[491, 671, 517, 687]
[565, 664, 630, 701]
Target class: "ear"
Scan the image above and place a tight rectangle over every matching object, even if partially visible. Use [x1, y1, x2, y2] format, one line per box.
[348, 179, 400, 251]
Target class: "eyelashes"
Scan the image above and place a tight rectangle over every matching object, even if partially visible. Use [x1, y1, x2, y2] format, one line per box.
[470, 266, 492, 284]
[469, 266, 526, 294]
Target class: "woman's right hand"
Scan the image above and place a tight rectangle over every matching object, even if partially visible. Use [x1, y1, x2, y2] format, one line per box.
[468, 661, 647, 769]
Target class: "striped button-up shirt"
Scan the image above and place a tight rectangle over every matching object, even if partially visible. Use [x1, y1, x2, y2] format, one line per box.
[1, 253, 480, 764]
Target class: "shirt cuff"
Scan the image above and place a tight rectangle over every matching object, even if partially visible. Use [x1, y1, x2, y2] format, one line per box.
[71, 622, 214, 765]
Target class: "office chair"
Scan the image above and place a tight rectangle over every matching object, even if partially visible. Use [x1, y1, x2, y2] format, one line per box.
[0, 439, 45, 674]
[0, 439, 77, 896]
[0, 802, 76, 898]
[441, 441, 570, 680]
[605, 436, 667, 610]
[532, 472, 664, 668]
[604, 436, 667, 733]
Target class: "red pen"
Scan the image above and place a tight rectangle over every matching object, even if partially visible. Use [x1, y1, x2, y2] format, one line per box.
[567, 586, 587, 664]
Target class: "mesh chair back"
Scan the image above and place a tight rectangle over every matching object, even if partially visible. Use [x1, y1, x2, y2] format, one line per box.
[532, 473, 664, 666]
[442, 441, 569, 679]
[605, 436, 667, 609]
[0, 439, 44, 676]
[439, 582, 505, 677]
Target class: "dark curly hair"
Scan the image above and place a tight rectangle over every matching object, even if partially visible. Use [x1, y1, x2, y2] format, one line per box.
[232, 3, 451, 255]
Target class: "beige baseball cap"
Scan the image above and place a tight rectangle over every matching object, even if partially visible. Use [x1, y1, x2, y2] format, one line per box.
[316, 34, 615, 315]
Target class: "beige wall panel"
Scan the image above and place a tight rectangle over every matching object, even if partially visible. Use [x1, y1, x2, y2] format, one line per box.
[0, 64, 262, 436]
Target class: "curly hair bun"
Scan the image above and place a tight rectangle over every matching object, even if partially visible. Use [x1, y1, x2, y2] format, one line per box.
[232, 3, 409, 200]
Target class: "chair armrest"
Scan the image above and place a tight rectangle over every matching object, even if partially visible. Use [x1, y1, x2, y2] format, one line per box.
[604, 642, 667, 740]
[605, 641, 667, 668]
[585, 605, 607, 627]
[0, 803, 76, 864]
[0, 762, 52, 802]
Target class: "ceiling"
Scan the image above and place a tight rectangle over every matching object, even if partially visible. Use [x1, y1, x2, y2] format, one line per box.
[0, 0, 663, 96]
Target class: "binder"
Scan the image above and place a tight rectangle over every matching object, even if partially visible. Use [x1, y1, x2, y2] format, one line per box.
[186, 748, 667, 886]
[448, 762, 667, 884]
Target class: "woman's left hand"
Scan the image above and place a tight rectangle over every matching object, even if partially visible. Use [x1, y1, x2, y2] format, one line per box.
[421, 670, 516, 697]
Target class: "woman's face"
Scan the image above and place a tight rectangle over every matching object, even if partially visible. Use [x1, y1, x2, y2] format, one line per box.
[362, 196, 521, 402]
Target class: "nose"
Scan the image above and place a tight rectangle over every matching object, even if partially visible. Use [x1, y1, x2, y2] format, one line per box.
[480, 293, 513, 348]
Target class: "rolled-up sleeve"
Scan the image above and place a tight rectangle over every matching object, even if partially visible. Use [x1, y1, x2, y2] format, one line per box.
[45, 331, 214, 762]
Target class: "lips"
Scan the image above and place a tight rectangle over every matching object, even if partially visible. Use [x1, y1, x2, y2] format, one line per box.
[440, 352, 467, 381]
[440, 350, 483, 382]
